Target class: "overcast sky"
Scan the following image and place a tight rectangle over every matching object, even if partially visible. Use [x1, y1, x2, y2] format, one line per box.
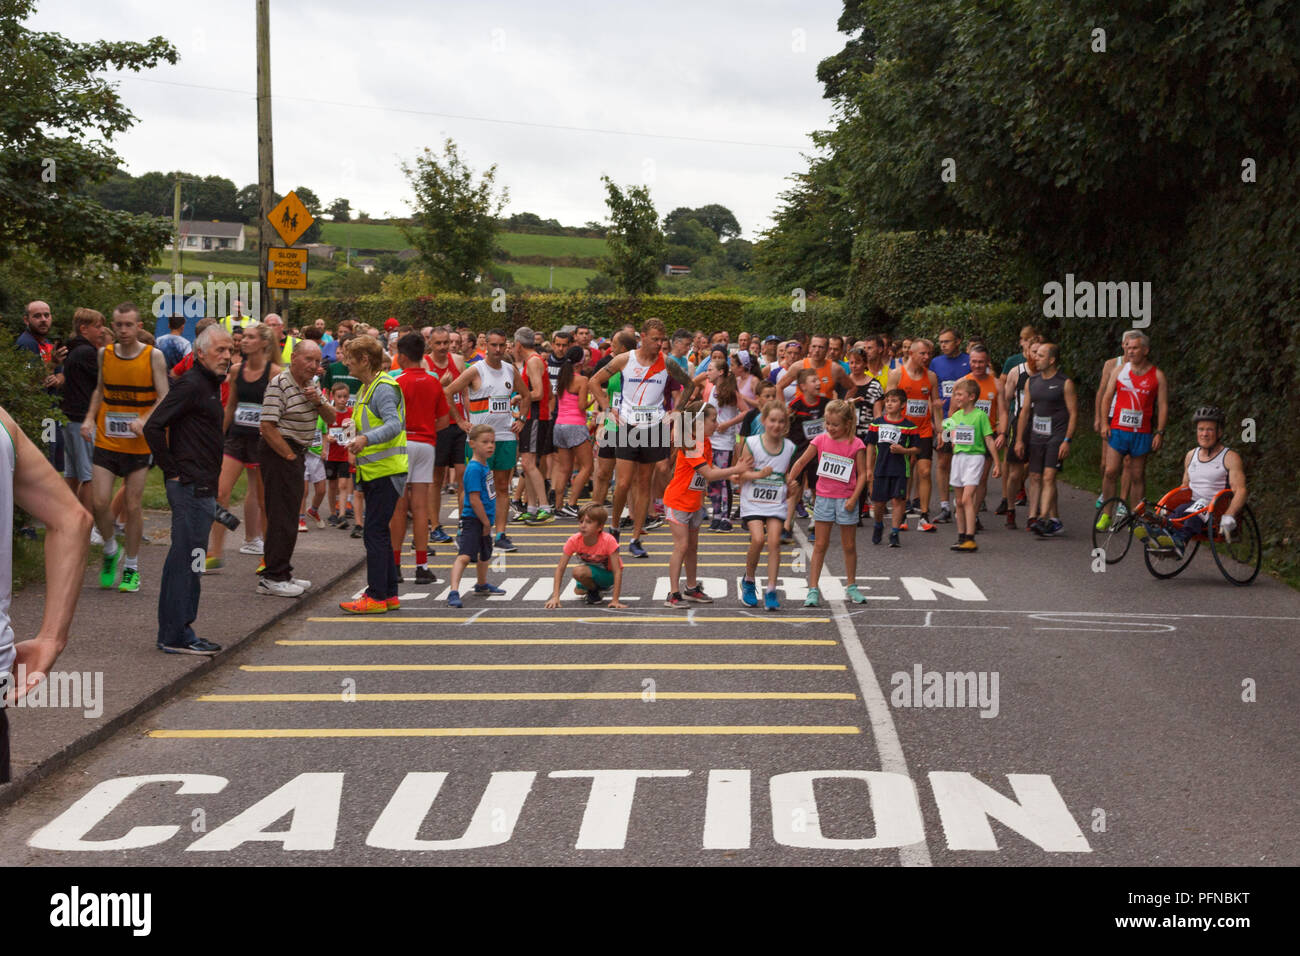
[27, 0, 846, 239]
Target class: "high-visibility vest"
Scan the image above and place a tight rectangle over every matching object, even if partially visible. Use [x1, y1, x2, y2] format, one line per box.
[278, 335, 299, 364]
[354, 371, 408, 482]
[219, 315, 247, 334]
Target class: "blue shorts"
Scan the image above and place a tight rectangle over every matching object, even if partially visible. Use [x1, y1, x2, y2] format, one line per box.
[1108, 429, 1153, 458]
[812, 495, 857, 525]
[457, 516, 494, 562]
[62, 423, 94, 482]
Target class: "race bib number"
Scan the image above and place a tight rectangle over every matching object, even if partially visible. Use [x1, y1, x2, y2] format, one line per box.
[489, 396, 511, 415]
[951, 426, 976, 446]
[234, 403, 262, 428]
[976, 399, 991, 415]
[104, 412, 137, 437]
[941, 380, 955, 399]
[611, 393, 623, 410]
[347, 395, 357, 408]
[802, 417, 826, 439]
[628, 404, 663, 427]
[750, 478, 784, 503]
[1118, 407, 1143, 429]
[1033, 415, 1052, 437]
[689, 470, 707, 491]
[816, 452, 853, 482]
[328, 427, 346, 444]
[1189, 497, 1210, 513]
[906, 398, 928, 418]
[877, 424, 902, 446]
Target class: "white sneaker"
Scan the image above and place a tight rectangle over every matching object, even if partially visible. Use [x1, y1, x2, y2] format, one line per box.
[90, 526, 104, 546]
[257, 578, 304, 598]
[290, 577, 312, 590]
[114, 520, 126, 536]
[239, 537, 264, 555]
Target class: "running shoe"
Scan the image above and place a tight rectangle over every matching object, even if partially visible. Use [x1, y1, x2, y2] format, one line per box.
[917, 518, 936, 533]
[803, 587, 821, 608]
[845, 584, 868, 604]
[204, 556, 224, 572]
[525, 509, 555, 525]
[386, 596, 401, 610]
[339, 594, 387, 614]
[298, 517, 309, 533]
[239, 537, 265, 555]
[708, 517, 722, 533]
[474, 582, 506, 595]
[90, 526, 104, 547]
[414, 567, 438, 585]
[995, 498, 1009, 515]
[1155, 530, 1179, 549]
[99, 547, 121, 588]
[795, 500, 808, 519]
[683, 584, 713, 604]
[1094, 495, 1104, 509]
[584, 588, 604, 606]
[619, 516, 634, 529]
[255, 559, 266, 574]
[716, 519, 733, 533]
[447, 590, 463, 608]
[327, 513, 341, 527]
[259, 578, 304, 598]
[954, 538, 978, 552]
[118, 567, 141, 592]
[907, 498, 922, 515]
[430, 525, 453, 543]
[643, 515, 665, 532]
[663, 592, 687, 609]
[1015, 488, 1027, 505]
[350, 525, 364, 538]
[607, 527, 621, 542]
[291, 578, 312, 590]
[780, 528, 794, 544]
[872, 523, 884, 545]
[740, 578, 759, 607]
[556, 505, 580, 519]
[935, 503, 953, 523]
[764, 590, 780, 611]
[514, 510, 535, 524]
[1094, 512, 1111, 531]
[888, 531, 901, 548]
[1133, 523, 1150, 543]
[495, 533, 517, 552]
[444, 484, 457, 495]
[159, 639, 222, 656]
[394, 564, 404, 584]
[1005, 512, 1017, 529]
[629, 539, 649, 559]
[1040, 518, 1063, 537]
[307, 507, 324, 528]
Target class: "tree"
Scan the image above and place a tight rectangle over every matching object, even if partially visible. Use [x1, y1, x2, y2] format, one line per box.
[599, 176, 663, 296]
[662, 204, 741, 240]
[399, 138, 508, 294]
[755, 152, 854, 297]
[235, 183, 260, 221]
[327, 197, 351, 222]
[291, 186, 323, 243]
[0, 1, 177, 271]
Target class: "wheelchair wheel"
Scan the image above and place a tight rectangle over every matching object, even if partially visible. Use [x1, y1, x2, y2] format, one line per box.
[1092, 497, 1134, 564]
[1210, 504, 1261, 586]
[1143, 538, 1198, 579]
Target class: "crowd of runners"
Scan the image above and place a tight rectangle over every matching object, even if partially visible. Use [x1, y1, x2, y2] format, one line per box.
[5, 298, 1250, 655]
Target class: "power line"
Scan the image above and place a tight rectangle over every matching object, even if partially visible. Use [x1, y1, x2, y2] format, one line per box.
[120, 76, 808, 151]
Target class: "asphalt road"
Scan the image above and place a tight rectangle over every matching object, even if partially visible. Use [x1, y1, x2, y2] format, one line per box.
[2, 481, 1296, 866]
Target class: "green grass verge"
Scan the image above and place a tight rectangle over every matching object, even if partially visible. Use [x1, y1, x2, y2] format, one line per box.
[11, 533, 46, 593]
[142, 469, 248, 510]
[501, 263, 598, 290]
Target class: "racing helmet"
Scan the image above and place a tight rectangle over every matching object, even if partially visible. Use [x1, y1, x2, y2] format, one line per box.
[1191, 405, 1225, 427]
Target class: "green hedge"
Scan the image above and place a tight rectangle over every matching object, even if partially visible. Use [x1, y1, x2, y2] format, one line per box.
[847, 230, 1025, 325]
[0, 328, 63, 450]
[902, 300, 1038, 372]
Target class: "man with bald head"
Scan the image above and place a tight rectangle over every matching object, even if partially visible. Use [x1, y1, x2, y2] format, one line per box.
[257, 339, 335, 598]
[263, 313, 300, 365]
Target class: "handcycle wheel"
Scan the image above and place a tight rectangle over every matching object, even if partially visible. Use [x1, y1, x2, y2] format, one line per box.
[1143, 537, 1199, 579]
[1092, 496, 1134, 564]
[1210, 503, 1261, 586]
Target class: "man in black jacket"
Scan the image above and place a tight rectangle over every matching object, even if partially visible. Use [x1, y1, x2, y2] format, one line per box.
[143, 326, 234, 655]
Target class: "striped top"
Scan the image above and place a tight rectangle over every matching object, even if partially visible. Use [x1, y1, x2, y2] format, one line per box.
[262, 369, 321, 447]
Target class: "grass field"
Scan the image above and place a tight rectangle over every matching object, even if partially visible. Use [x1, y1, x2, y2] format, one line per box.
[319, 222, 609, 259]
[319, 222, 409, 251]
[151, 257, 261, 277]
[501, 263, 599, 290]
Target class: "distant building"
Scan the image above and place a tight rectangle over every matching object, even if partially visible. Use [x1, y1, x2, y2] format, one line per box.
[354, 257, 378, 275]
[303, 243, 337, 260]
[164, 221, 247, 253]
[664, 264, 691, 277]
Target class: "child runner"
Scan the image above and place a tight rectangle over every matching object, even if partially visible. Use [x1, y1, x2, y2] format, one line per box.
[733, 400, 795, 611]
[787, 367, 830, 527]
[788, 399, 869, 607]
[323, 383, 353, 525]
[663, 403, 770, 608]
[447, 425, 507, 607]
[738, 381, 779, 439]
[544, 504, 627, 608]
[299, 413, 328, 532]
[943, 379, 1000, 551]
[866, 388, 919, 547]
[705, 358, 745, 531]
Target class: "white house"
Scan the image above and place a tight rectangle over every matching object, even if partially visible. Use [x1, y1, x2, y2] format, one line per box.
[164, 221, 247, 253]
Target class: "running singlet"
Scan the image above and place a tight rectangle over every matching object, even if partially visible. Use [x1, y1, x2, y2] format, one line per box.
[620, 351, 669, 430]
[468, 361, 516, 441]
[1028, 372, 1069, 443]
[429, 355, 465, 417]
[1187, 446, 1230, 505]
[231, 360, 272, 435]
[738, 434, 794, 517]
[94, 344, 157, 454]
[520, 355, 552, 422]
[1110, 362, 1158, 433]
[897, 364, 935, 438]
[799, 358, 836, 399]
[960, 372, 1000, 429]
[929, 352, 971, 417]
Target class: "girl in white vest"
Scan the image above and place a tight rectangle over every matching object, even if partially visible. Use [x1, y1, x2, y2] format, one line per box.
[732, 401, 796, 611]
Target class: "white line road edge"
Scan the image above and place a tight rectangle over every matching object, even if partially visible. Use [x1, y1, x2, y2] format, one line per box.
[792, 524, 932, 868]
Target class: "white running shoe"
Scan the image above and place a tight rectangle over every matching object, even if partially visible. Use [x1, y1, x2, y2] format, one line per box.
[290, 578, 312, 590]
[90, 526, 104, 546]
[239, 537, 264, 555]
[257, 578, 304, 598]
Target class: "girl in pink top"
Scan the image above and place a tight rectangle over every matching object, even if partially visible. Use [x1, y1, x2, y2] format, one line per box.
[549, 345, 594, 517]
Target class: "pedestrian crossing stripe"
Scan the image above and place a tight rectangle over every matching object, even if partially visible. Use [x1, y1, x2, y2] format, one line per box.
[147, 725, 862, 738]
[241, 663, 847, 672]
[196, 692, 858, 702]
[278, 638, 838, 646]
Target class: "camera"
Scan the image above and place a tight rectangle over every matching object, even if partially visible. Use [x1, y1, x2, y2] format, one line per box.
[212, 502, 241, 532]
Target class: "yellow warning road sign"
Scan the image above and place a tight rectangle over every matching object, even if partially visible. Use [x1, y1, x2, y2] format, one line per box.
[267, 247, 308, 290]
[268, 191, 315, 246]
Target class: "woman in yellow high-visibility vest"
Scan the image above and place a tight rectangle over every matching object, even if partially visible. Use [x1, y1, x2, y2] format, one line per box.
[338, 335, 408, 614]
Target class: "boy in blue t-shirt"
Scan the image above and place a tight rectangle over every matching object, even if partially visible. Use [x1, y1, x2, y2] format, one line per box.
[865, 388, 920, 547]
[448, 424, 505, 606]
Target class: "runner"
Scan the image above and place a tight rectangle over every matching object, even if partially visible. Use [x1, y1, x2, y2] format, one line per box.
[1015, 342, 1077, 536]
[846, 345, 886, 520]
[775, 333, 853, 400]
[1000, 336, 1040, 528]
[426, 325, 467, 543]
[60, 308, 105, 517]
[389, 332, 450, 585]
[80, 303, 169, 593]
[733, 401, 795, 611]
[549, 345, 594, 518]
[322, 383, 353, 526]
[299, 416, 328, 533]
[1001, 324, 1040, 376]
[587, 318, 696, 560]
[704, 357, 745, 532]
[446, 425, 506, 607]
[886, 339, 942, 532]
[865, 388, 920, 547]
[958, 344, 1007, 521]
[544, 504, 627, 608]
[1098, 331, 1168, 525]
[1092, 332, 1139, 508]
[442, 329, 521, 552]
[787, 400, 869, 606]
[661, 403, 768, 608]
[928, 328, 972, 525]
[588, 329, 635, 508]
[943, 379, 1001, 551]
[787, 368, 831, 528]
[514, 327, 555, 525]
[861, 334, 890, 392]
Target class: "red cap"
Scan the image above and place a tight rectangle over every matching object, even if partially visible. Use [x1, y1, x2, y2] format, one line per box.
[384, 317, 399, 330]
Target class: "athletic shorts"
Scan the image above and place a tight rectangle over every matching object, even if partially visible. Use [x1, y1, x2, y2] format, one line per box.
[613, 422, 671, 463]
[1026, 440, 1063, 474]
[1108, 428, 1153, 458]
[457, 516, 494, 562]
[92, 447, 151, 477]
[62, 423, 94, 482]
[469, 438, 517, 473]
[434, 424, 466, 468]
[519, 418, 554, 456]
[1005, 440, 1026, 464]
[304, 452, 326, 484]
[950, 452, 987, 487]
[224, 431, 261, 467]
[597, 431, 618, 459]
[406, 440, 434, 484]
[914, 435, 935, 458]
[552, 423, 591, 450]
[741, 513, 784, 529]
[812, 495, 857, 525]
[574, 563, 615, 591]
[325, 460, 350, 481]
[666, 505, 707, 528]
[871, 474, 909, 503]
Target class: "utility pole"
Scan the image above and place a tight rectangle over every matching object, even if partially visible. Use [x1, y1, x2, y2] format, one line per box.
[171, 178, 182, 277]
[256, 0, 274, 321]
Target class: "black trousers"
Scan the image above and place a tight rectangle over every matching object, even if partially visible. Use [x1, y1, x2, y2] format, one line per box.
[259, 438, 305, 582]
[360, 475, 401, 601]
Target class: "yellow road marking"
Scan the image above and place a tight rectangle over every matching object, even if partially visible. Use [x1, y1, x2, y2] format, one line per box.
[307, 616, 832, 624]
[149, 725, 862, 739]
[241, 663, 846, 672]
[279, 638, 836, 646]
[197, 692, 857, 702]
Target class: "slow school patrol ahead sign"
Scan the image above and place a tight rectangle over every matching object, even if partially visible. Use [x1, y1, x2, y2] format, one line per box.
[268, 190, 315, 246]
[267, 247, 308, 290]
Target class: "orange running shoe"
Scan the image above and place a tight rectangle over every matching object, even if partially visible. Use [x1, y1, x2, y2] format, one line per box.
[340, 594, 389, 614]
[386, 596, 401, 610]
